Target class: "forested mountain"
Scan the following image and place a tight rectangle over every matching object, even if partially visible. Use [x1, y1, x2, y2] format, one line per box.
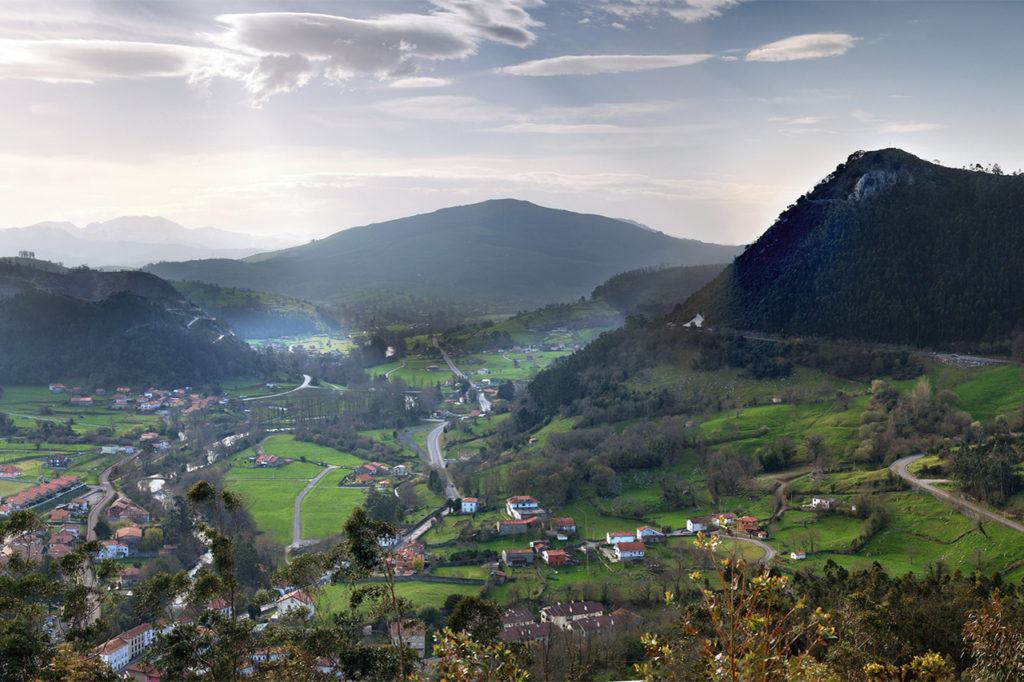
[678, 149, 1024, 345]
[0, 258, 265, 385]
[590, 262, 727, 317]
[145, 199, 741, 315]
[173, 281, 338, 339]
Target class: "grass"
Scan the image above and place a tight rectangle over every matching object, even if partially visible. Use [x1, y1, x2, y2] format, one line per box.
[318, 580, 481, 616]
[223, 448, 324, 479]
[261, 435, 366, 467]
[301, 486, 367, 540]
[430, 565, 491, 580]
[953, 364, 1024, 422]
[0, 479, 34, 497]
[225, 479, 307, 545]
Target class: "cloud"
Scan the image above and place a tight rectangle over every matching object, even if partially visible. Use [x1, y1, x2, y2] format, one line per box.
[0, 1, 544, 103]
[244, 53, 314, 104]
[879, 122, 945, 133]
[488, 123, 632, 134]
[499, 53, 712, 76]
[0, 38, 239, 83]
[746, 33, 858, 62]
[388, 76, 453, 88]
[598, 0, 745, 23]
[215, 1, 541, 84]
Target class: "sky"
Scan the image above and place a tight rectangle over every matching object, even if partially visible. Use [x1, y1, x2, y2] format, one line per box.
[0, 0, 1022, 246]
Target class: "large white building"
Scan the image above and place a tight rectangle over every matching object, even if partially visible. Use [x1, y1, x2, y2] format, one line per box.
[506, 495, 542, 520]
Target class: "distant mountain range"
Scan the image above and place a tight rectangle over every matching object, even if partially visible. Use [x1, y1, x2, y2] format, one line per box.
[145, 199, 742, 314]
[677, 148, 1024, 345]
[0, 257, 263, 384]
[0, 216, 299, 268]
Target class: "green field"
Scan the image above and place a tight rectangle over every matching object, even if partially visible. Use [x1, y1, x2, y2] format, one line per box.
[262, 435, 366, 467]
[953, 363, 1024, 422]
[225, 479, 307, 545]
[223, 448, 324, 479]
[318, 580, 482, 615]
[300, 485, 366, 540]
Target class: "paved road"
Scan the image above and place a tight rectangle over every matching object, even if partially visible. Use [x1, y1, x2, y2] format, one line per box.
[433, 339, 491, 414]
[243, 374, 313, 402]
[891, 454, 1024, 534]
[384, 360, 406, 379]
[290, 465, 338, 549]
[84, 450, 138, 623]
[426, 421, 461, 500]
[718, 532, 778, 565]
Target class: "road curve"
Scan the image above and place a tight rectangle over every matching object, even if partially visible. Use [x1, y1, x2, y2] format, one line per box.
[84, 450, 139, 624]
[715, 531, 778, 565]
[890, 454, 1024, 534]
[243, 374, 313, 402]
[426, 422, 461, 500]
[291, 465, 338, 548]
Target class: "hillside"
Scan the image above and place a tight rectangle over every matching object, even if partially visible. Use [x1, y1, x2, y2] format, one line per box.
[144, 199, 741, 314]
[0, 258, 264, 384]
[677, 149, 1024, 345]
[173, 281, 339, 339]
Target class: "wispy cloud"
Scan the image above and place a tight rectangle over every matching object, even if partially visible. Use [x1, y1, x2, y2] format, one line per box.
[746, 33, 858, 62]
[0, 38, 240, 83]
[598, 0, 746, 23]
[0, 1, 545, 104]
[487, 122, 633, 134]
[499, 53, 712, 76]
[388, 76, 453, 89]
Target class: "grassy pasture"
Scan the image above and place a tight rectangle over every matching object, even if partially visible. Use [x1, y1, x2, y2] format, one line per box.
[225, 479, 307, 545]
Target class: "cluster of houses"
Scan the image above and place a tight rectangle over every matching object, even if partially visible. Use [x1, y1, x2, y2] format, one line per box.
[0, 473, 82, 516]
[501, 540, 569, 568]
[48, 383, 224, 415]
[351, 461, 404, 489]
[686, 513, 767, 540]
[0, 464, 22, 479]
[501, 601, 643, 643]
[93, 588, 332, 678]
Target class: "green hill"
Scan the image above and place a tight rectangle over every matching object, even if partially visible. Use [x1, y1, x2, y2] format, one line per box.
[677, 149, 1024, 345]
[144, 199, 741, 316]
[173, 281, 338, 339]
[0, 258, 264, 385]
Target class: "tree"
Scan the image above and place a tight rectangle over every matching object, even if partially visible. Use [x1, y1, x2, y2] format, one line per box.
[636, 533, 835, 681]
[93, 519, 111, 540]
[447, 596, 503, 645]
[423, 629, 530, 682]
[497, 381, 515, 401]
[141, 527, 164, 552]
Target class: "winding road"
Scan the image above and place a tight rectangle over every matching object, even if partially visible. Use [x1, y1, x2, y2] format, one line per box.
[242, 374, 313, 402]
[890, 454, 1024, 534]
[425, 421, 461, 500]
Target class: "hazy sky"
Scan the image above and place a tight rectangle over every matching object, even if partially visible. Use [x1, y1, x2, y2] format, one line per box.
[0, 0, 1020, 244]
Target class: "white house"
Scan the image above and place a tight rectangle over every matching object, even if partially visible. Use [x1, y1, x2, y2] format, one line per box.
[606, 531, 634, 545]
[506, 495, 541, 520]
[461, 497, 480, 514]
[790, 551, 807, 560]
[810, 496, 837, 510]
[615, 541, 646, 561]
[636, 526, 665, 543]
[96, 636, 131, 672]
[275, 590, 315, 620]
[96, 540, 130, 559]
[686, 518, 710, 533]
